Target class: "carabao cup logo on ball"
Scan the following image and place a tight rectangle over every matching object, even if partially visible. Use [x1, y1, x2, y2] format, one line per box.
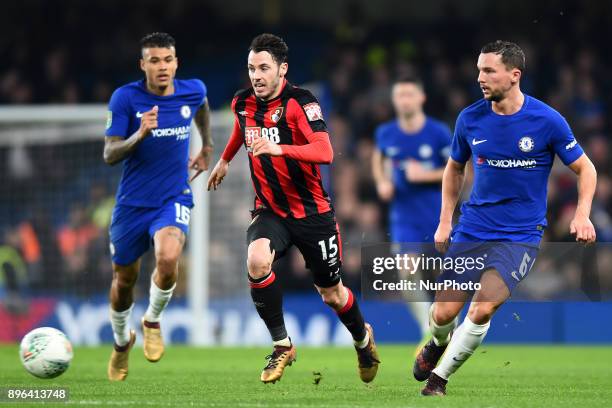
[20, 327, 73, 379]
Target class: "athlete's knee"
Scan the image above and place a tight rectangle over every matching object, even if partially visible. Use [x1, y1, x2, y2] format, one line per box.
[247, 239, 273, 279]
[154, 228, 184, 270]
[467, 303, 498, 324]
[155, 253, 179, 272]
[155, 246, 181, 272]
[247, 251, 272, 279]
[321, 292, 344, 309]
[431, 303, 459, 325]
[319, 284, 345, 310]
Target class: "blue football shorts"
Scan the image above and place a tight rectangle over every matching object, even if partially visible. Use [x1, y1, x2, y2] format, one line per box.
[437, 229, 540, 293]
[109, 196, 193, 266]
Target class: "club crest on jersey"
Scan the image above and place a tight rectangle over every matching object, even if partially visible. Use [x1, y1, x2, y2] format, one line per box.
[270, 107, 284, 123]
[181, 105, 191, 119]
[518, 136, 534, 152]
[303, 103, 323, 122]
[419, 144, 433, 159]
[245, 127, 261, 151]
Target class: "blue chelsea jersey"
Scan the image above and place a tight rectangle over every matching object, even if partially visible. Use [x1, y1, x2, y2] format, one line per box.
[450, 95, 584, 239]
[375, 117, 451, 232]
[105, 79, 207, 207]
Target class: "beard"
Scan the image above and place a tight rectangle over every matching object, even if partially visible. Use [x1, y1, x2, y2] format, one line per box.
[484, 89, 505, 102]
[254, 73, 281, 101]
[400, 109, 417, 119]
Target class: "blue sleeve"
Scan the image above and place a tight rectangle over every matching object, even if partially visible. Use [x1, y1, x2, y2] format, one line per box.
[437, 124, 452, 165]
[105, 88, 130, 138]
[450, 113, 471, 163]
[549, 112, 584, 165]
[196, 79, 207, 106]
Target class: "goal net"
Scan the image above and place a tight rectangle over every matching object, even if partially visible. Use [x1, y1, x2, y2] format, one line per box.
[0, 105, 254, 345]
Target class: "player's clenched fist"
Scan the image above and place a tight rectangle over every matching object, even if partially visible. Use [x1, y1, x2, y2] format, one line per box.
[138, 105, 159, 139]
[376, 180, 394, 202]
[569, 215, 597, 244]
[251, 136, 282, 157]
[434, 222, 452, 253]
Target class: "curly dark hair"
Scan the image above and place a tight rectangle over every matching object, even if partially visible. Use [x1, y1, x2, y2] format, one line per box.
[249, 33, 288, 64]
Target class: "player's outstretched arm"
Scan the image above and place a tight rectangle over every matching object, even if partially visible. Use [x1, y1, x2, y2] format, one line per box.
[434, 158, 466, 252]
[371, 148, 394, 201]
[207, 159, 229, 191]
[207, 119, 242, 191]
[103, 106, 158, 165]
[568, 154, 597, 243]
[189, 98, 214, 181]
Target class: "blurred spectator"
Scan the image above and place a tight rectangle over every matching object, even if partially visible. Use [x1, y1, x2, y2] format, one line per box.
[0, 228, 29, 313]
[57, 203, 99, 279]
[88, 184, 114, 230]
[573, 77, 605, 134]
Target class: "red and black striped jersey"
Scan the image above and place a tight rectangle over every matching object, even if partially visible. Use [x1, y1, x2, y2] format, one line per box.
[229, 81, 333, 218]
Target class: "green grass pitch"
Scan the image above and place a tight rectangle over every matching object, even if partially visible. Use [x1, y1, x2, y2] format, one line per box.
[1, 345, 611, 407]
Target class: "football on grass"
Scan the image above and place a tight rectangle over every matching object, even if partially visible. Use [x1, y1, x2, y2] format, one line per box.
[20, 327, 73, 379]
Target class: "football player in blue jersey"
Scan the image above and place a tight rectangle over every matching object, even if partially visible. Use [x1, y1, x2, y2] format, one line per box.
[415, 41, 597, 396]
[372, 76, 451, 354]
[103, 32, 213, 381]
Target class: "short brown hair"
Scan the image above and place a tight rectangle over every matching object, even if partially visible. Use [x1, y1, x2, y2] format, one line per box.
[481, 40, 525, 72]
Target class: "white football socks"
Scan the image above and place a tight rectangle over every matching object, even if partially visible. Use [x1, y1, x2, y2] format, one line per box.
[110, 303, 134, 347]
[429, 304, 457, 346]
[354, 330, 370, 349]
[144, 275, 176, 323]
[273, 337, 292, 348]
[433, 316, 490, 380]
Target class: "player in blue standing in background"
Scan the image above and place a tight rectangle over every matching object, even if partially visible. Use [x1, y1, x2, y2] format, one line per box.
[372, 76, 452, 354]
[103, 32, 213, 381]
[414, 40, 597, 396]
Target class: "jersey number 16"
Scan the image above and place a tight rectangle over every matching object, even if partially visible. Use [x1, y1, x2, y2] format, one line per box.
[174, 203, 191, 226]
